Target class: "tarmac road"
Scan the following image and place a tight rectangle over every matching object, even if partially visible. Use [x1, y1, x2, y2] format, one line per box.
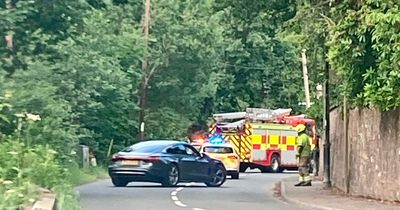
[77, 170, 304, 210]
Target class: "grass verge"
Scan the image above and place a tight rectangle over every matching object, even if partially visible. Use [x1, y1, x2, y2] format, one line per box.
[68, 165, 108, 186]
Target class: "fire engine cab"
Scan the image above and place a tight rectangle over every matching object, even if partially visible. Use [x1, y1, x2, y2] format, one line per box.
[209, 108, 316, 173]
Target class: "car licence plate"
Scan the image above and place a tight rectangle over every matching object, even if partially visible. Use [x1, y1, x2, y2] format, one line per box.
[121, 160, 139, 166]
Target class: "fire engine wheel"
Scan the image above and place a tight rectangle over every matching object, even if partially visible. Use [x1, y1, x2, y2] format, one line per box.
[269, 154, 282, 173]
[259, 166, 270, 173]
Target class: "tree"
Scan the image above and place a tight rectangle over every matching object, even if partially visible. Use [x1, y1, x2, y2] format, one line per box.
[141, 0, 226, 138]
[1, 62, 79, 158]
[0, 0, 90, 73]
[328, 0, 400, 110]
[49, 8, 145, 159]
[212, 0, 304, 113]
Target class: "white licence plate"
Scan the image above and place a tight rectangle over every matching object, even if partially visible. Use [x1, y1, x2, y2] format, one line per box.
[121, 160, 139, 166]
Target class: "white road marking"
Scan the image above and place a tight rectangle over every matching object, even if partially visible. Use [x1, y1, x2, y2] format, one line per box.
[185, 182, 196, 186]
[171, 183, 204, 208]
[171, 188, 187, 207]
[174, 201, 187, 207]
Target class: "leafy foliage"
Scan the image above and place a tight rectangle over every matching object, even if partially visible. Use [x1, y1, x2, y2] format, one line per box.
[3, 64, 78, 158]
[49, 9, 145, 159]
[145, 0, 227, 137]
[0, 139, 82, 210]
[8, 0, 400, 207]
[212, 0, 305, 113]
[279, 0, 329, 95]
[328, 0, 400, 110]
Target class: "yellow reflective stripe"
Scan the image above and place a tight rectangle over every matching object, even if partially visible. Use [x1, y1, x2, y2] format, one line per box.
[287, 136, 296, 145]
[252, 135, 262, 144]
[226, 134, 252, 161]
[280, 144, 287, 151]
[269, 135, 279, 145]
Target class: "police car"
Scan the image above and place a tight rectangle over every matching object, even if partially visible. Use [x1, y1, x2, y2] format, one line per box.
[200, 136, 240, 179]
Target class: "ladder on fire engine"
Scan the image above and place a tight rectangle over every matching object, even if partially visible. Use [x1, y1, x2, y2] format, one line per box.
[213, 108, 292, 129]
[246, 108, 292, 122]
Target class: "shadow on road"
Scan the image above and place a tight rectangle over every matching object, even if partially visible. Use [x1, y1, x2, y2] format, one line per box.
[242, 170, 298, 175]
[107, 183, 209, 188]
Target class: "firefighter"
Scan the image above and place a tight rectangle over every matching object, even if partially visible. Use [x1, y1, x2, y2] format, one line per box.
[312, 135, 321, 176]
[294, 124, 312, 187]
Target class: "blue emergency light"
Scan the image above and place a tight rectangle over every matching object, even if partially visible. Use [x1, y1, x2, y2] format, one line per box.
[209, 135, 224, 144]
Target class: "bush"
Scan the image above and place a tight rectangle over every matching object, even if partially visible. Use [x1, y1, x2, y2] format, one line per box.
[0, 139, 82, 210]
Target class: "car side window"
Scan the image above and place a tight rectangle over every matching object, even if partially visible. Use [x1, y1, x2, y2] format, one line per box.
[184, 145, 200, 157]
[167, 145, 186, 155]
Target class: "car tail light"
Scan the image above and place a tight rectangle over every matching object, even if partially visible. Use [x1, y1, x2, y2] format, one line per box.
[227, 155, 238, 159]
[140, 155, 160, 167]
[147, 155, 160, 161]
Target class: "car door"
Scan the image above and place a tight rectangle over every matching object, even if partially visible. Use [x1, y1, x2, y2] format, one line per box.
[166, 144, 191, 180]
[181, 145, 210, 181]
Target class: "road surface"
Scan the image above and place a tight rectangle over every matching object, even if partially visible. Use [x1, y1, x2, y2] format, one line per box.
[77, 171, 304, 210]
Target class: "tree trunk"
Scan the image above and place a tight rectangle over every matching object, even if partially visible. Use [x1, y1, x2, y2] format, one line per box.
[138, 0, 151, 141]
[5, 0, 13, 51]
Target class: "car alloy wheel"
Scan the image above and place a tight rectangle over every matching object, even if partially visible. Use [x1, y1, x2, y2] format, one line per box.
[206, 166, 226, 187]
[163, 164, 179, 186]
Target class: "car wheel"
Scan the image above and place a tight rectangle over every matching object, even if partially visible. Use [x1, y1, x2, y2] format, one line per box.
[231, 172, 239, 179]
[269, 154, 282, 173]
[111, 178, 129, 187]
[205, 165, 226, 187]
[162, 164, 179, 187]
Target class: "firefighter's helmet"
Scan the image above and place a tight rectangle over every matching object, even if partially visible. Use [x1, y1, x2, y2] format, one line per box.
[295, 124, 306, 133]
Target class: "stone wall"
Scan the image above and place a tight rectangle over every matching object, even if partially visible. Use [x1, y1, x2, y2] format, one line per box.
[325, 108, 400, 202]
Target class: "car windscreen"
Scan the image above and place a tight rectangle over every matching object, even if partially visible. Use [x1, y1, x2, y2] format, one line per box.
[191, 144, 201, 151]
[203, 146, 233, 154]
[122, 144, 167, 153]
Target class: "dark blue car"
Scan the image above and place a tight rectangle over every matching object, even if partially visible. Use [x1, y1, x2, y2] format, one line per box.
[108, 140, 227, 187]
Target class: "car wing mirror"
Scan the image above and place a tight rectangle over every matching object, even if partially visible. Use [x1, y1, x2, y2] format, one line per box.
[200, 152, 209, 158]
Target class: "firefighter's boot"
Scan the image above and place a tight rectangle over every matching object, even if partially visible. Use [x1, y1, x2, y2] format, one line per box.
[294, 181, 305, 187]
[295, 176, 305, 187]
[301, 181, 312, 186]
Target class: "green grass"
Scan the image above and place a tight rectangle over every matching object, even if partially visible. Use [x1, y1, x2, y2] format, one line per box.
[68, 165, 108, 186]
[55, 166, 108, 210]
